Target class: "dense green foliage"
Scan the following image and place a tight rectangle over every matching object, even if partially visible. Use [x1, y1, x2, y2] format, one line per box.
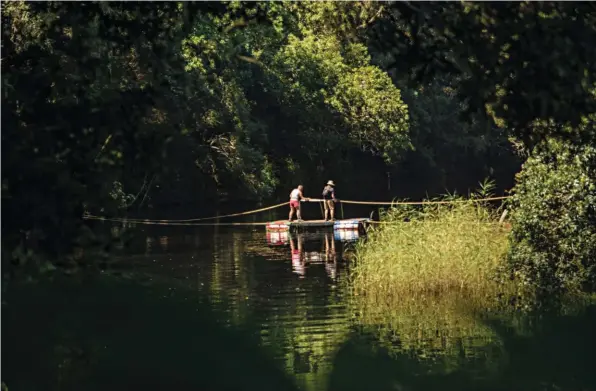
[3, 1, 596, 294]
[360, 1, 596, 295]
[393, 77, 520, 197]
[2, 1, 519, 270]
[4, 3, 596, 391]
[369, 1, 596, 146]
[1, 2, 411, 270]
[507, 115, 596, 294]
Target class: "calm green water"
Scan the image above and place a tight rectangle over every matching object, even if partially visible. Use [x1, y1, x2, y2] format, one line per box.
[3, 223, 596, 391]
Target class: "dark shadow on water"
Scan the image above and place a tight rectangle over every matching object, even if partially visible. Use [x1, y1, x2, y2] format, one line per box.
[327, 306, 596, 391]
[5, 225, 596, 391]
[2, 275, 299, 391]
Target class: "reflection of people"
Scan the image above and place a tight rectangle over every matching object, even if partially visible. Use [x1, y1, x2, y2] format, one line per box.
[322, 180, 336, 221]
[289, 185, 310, 221]
[324, 233, 337, 280]
[159, 236, 168, 251]
[325, 261, 337, 281]
[146, 236, 153, 254]
[324, 232, 336, 258]
[290, 234, 305, 278]
[305, 251, 323, 263]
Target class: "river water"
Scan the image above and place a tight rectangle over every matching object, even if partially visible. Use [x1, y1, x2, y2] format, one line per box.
[3, 208, 596, 391]
[115, 224, 362, 391]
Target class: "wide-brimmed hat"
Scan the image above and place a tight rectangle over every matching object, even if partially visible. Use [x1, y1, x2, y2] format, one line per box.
[327, 180, 335, 186]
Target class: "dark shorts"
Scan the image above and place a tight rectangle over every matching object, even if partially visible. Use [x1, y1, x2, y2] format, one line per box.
[290, 200, 300, 208]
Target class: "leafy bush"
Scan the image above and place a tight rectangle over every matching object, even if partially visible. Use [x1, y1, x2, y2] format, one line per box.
[507, 116, 596, 294]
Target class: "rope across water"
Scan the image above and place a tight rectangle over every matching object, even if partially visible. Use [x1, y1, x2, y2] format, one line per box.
[338, 195, 510, 205]
[83, 201, 290, 224]
[83, 196, 510, 226]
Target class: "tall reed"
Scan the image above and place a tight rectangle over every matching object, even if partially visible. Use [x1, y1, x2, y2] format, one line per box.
[348, 195, 513, 366]
[351, 197, 510, 301]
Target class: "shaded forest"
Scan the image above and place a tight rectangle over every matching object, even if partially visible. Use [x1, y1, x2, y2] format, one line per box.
[2, 1, 595, 293]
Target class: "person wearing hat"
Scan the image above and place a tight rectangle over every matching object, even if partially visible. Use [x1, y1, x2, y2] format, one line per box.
[322, 180, 337, 221]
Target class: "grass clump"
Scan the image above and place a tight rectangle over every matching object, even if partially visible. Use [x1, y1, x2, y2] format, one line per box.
[351, 193, 511, 302]
[348, 191, 514, 366]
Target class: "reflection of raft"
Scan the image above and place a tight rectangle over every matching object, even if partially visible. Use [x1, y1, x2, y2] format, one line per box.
[266, 218, 371, 232]
[266, 230, 361, 245]
[334, 229, 360, 242]
[266, 230, 290, 245]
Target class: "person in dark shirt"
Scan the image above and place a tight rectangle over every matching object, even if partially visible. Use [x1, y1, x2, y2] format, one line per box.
[322, 180, 336, 221]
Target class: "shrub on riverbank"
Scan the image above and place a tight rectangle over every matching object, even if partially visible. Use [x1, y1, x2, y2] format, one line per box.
[506, 119, 596, 295]
[351, 196, 511, 302]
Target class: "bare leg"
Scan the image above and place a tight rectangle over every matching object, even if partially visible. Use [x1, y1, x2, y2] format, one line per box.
[289, 206, 295, 221]
[297, 204, 302, 220]
[328, 201, 335, 220]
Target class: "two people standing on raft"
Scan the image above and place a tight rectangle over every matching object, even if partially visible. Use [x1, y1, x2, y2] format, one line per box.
[289, 180, 337, 222]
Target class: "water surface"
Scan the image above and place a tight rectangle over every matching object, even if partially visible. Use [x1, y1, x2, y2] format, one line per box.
[3, 221, 596, 391]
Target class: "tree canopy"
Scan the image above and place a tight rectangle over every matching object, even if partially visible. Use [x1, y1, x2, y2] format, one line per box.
[3, 1, 595, 293]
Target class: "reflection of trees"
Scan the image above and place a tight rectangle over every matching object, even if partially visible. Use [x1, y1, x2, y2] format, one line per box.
[263, 286, 350, 390]
[207, 230, 353, 391]
[350, 289, 509, 376]
[329, 304, 596, 391]
[23, 226, 595, 391]
[209, 229, 256, 326]
[104, 227, 596, 391]
[349, 288, 596, 382]
[2, 277, 299, 391]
